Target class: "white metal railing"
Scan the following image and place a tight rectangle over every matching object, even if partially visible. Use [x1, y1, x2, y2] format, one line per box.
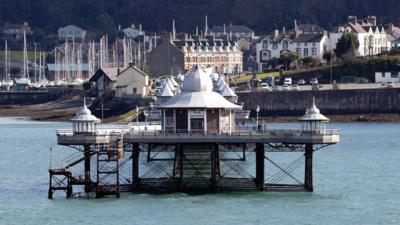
[125, 128, 340, 137]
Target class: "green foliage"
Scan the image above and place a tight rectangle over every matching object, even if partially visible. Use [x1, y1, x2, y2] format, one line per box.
[335, 33, 360, 58]
[279, 52, 299, 70]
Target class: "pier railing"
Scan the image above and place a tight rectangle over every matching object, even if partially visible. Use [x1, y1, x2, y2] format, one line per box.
[127, 128, 340, 137]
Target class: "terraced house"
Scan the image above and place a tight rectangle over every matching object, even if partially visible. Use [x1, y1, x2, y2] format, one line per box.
[255, 21, 328, 72]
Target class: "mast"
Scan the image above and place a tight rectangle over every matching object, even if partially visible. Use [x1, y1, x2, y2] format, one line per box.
[34, 43, 37, 83]
[23, 30, 27, 79]
[4, 40, 7, 80]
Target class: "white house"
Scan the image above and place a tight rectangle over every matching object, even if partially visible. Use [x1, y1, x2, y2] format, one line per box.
[255, 23, 328, 72]
[58, 25, 87, 41]
[329, 16, 391, 56]
[115, 64, 149, 98]
[122, 24, 145, 39]
[375, 72, 400, 83]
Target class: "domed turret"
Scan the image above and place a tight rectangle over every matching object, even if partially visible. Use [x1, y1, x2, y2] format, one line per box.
[182, 66, 213, 92]
[70, 99, 101, 134]
[299, 97, 329, 133]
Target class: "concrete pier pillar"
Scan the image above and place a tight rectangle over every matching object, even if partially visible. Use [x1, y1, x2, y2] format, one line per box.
[179, 144, 184, 190]
[255, 143, 265, 191]
[304, 144, 314, 192]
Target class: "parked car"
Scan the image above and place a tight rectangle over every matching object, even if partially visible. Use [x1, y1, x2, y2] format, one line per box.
[310, 78, 318, 85]
[297, 79, 306, 85]
[292, 84, 300, 91]
[282, 84, 291, 91]
[283, 77, 292, 85]
[311, 84, 320, 90]
[260, 83, 270, 91]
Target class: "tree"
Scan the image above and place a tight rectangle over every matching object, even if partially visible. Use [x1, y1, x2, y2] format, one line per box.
[279, 52, 299, 70]
[335, 33, 360, 58]
[323, 50, 335, 64]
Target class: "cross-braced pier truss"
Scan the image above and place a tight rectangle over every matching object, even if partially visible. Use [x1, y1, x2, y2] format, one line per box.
[49, 129, 339, 198]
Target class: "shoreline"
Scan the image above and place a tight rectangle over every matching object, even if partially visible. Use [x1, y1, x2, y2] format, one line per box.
[1, 101, 400, 123]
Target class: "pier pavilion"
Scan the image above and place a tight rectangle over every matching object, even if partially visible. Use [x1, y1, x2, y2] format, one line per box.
[49, 66, 339, 198]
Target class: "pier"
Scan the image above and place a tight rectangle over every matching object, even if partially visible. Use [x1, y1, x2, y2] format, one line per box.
[48, 66, 340, 198]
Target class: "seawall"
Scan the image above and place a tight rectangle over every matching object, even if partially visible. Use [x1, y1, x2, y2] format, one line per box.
[0, 88, 83, 105]
[238, 88, 400, 116]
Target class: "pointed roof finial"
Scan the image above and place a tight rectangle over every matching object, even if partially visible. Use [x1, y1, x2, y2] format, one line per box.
[205, 15, 209, 36]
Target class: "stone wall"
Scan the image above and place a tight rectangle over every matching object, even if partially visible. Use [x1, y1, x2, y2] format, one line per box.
[238, 88, 400, 116]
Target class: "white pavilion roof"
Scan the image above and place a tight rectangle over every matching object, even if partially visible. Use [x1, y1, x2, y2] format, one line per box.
[299, 98, 329, 121]
[221, 84, 237, 97]
[158, 84, 174, 97]
[169, 76, 179, 87]
[158, 66, 242, 109]
[71, 100, 101, 122]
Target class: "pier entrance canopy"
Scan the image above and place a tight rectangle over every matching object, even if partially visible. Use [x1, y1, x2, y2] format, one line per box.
[157, 66, 242, 134]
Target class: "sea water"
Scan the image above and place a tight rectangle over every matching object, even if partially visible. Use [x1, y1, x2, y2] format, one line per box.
[0, 117, 399, 225]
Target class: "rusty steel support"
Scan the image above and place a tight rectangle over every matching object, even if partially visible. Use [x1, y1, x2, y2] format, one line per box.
[84, 145, 91, 193]
[132, 143, 140, 191]
[304, 144, 313, 192]
[255, 143, 265, 191]
[211, 144, 220, 192]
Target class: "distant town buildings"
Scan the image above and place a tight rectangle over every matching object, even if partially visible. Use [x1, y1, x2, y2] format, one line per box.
[255, 21, 328, 72]
[58, 25, 87, 41]
[210, 24, 255, 40]
[2, 22, 33, 40]
[329, 16, 391, 56]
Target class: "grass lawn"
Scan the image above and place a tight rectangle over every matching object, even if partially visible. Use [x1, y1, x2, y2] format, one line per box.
[0, 51, 42, 61]
[233, 71, 280, 83]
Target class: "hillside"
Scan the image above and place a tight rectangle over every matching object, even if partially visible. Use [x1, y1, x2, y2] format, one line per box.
[0, 0, 399, 36]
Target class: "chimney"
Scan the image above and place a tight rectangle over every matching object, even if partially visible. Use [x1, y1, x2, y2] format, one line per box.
[223, 24, 226, 35]
[139, 24, 142, 33]
[205, 15, 208, 36]
[274, 29, 279, 38]
[348, 16, 357, 25]
[172, 20, 176, 40]
[282, 27, 286, 34]
[388, 23, 394, 34]
[131, 24, 135, 29]
[367, 16, 377, 26]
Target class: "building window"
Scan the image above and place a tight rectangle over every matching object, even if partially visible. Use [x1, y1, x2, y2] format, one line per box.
[304, 48, 309, 57]
[273, 43, 278, 50]
[262, 40, 268, 49]
[311, 47, 317, 56]
[297, 43, 301, 46]
[312, 43, 316, 46]
[296, 48, 301, 55]
[133, 88, 137, 94]
[304, 43, 308, 47]
[282, 40, 289, 50]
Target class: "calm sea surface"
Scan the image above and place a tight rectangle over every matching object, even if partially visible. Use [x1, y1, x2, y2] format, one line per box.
[0, 117, 399, 225]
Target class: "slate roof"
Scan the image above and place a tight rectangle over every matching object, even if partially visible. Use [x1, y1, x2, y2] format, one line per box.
[293, 33, 324, 43]
[211, 25, 254, 33]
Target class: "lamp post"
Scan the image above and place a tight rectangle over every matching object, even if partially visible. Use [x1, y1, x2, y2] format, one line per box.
[256, 105, 260, 130]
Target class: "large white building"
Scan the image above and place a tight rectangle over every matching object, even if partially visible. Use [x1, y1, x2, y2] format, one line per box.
[58, 25, 87, 41]
[255, 22, 328, 72]
[329, 16, 391, 56]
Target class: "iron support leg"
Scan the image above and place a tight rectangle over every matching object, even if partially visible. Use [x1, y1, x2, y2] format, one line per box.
[211, 144, 219, 192]
[255, 143, 265, 191]
[84, 145, 91, 193]
[304, 144, 314, 192]
[132, 144, 140, 191]
[179, 144, 184, 191]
